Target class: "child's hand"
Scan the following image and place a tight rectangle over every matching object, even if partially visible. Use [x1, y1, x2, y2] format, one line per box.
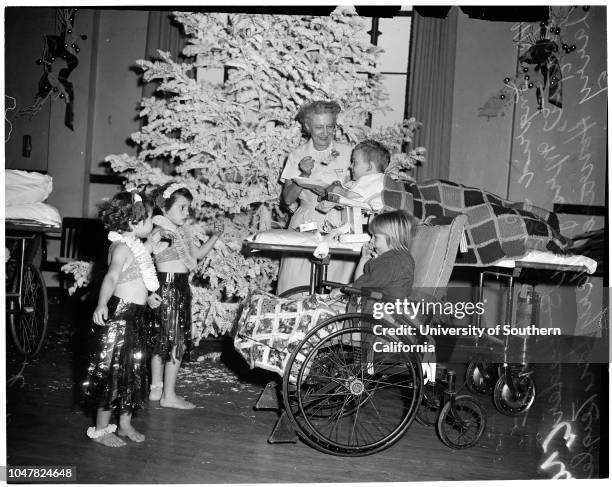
[144, 233, 158, 252]
[93, 305, 108, 326]
[361, 242, 376, 260]
[212, 221, 224, 236]
[159, 230, 174, 242]
[329, 288, 343, 300]
[298, 156, 315, 177]
[147, 293, 162, 309]
[326, 182, 348, 198]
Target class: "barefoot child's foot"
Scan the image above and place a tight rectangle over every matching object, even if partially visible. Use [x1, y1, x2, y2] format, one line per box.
[87, 424, 126, 447]
[117, 425, 146, 443]
[149, 383, 163, 401]
[92, 433, 126, 447]
[160, 395, 196, 409]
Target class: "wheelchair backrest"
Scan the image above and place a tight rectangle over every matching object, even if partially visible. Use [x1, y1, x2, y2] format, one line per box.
[411, 214, 467, 299]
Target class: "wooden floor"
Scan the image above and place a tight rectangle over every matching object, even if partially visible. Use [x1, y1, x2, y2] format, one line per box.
[5, 297, 607, 483]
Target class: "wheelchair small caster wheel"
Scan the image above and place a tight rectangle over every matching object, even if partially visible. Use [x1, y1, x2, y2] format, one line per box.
[416, 380, 443, 426]
[437, 395, 487, 449]
[493, 373, 536, 416]
[466, 359, 498, 395]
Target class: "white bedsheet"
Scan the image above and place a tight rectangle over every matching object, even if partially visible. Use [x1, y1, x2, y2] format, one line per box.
[249, 230, 598, 274]
[492, 250, 597, 274]
[5, 203, 62, 228]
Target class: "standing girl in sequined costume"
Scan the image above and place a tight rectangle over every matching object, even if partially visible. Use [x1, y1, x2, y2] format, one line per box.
[147, 182, 222, 409]
[84, 191, 161, 447]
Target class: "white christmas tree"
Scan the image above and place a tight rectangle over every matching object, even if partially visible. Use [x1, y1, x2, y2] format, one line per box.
[105, 7, 425, 339]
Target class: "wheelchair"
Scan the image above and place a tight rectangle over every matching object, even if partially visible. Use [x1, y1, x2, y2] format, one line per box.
[238, 214, 486, 455]
[276, 287, 487, 456]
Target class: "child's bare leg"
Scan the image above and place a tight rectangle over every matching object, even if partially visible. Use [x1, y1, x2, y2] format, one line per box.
[89, 408, 125, 447]
[160, 348, 195, 409]
[117, 411, 145, 442]
[149, 354, 164, 400]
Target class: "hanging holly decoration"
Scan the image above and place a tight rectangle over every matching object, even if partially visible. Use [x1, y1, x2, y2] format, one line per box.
[518, 23, 565, 109]
[479, 6, 585, 117]
[20, 8, 84, 130]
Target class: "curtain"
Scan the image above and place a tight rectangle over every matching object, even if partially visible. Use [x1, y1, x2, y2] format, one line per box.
[142, 11, 187, 171]
[142, 10, 186, 98]
[407, 7, 458, 180]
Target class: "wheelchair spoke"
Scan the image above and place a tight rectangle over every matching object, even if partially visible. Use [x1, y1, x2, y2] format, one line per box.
[362, 378, 415, 391]
[284, 316, 423, 455]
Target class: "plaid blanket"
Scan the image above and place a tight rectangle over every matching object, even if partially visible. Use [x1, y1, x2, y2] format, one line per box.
[382, 176, 571, 266]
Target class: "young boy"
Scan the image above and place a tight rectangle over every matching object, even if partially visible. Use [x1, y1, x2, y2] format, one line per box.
[318, 139, 390, 213]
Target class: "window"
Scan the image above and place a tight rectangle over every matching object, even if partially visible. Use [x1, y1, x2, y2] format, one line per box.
[368, 10, 412, 129]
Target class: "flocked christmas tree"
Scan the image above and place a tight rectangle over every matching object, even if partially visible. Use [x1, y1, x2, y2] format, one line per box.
[104, 7, 425, 339]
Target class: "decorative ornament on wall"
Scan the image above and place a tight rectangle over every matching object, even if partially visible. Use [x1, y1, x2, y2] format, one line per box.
[479, 6, 584, 117]
[19, 8, 84, 130]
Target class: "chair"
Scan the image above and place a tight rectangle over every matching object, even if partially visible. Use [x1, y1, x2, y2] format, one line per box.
[41, 217, 109, 293]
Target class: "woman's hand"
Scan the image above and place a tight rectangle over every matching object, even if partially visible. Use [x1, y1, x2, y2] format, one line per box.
[298, 156, 315, 177]
[93, 304, 108, 326]
[147, 293, 162, 309]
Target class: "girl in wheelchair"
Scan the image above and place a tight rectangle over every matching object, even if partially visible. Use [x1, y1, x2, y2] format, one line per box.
[329, 209, 414, 301]
[236, 210, 437, 380]
[330, 209, 436, 383]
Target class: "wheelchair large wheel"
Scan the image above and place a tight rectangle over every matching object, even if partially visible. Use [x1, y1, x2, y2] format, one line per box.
[465, 359, 498, 395]
[9, 264, 49, 356]
[282, 314, 423, 456]
[278, 285, 312, 299]
[493, 369, 536, 416]
[437, 395, 486, 449]
[294, 347, 366, 419]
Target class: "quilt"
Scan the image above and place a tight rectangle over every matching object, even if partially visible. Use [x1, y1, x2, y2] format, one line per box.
[234, 292, 344, 376]
[382, 176, 571, 266]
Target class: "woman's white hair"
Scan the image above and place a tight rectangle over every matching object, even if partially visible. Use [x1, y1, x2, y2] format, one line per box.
[296, 100, 341, 126]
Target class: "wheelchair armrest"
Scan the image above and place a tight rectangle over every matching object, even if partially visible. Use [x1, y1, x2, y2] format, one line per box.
[323, 281, 347, 289]
[340, 286, 362, 295]
[340, 286, 397, 303]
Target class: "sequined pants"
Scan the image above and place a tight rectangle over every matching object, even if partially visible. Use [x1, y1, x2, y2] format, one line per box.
[84, 295, 148, 413]
[147, 272, 192, 362]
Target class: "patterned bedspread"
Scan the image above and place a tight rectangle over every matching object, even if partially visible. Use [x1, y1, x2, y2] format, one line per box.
[382, 177, 571, 266]
[234, 293, 344, 376]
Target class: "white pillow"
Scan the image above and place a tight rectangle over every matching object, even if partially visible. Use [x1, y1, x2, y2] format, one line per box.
[5, 170, 53, 206]
[5, 203, 61, 228]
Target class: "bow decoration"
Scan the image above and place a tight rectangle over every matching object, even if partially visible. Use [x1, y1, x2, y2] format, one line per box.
[518, 39, 562, 109]
[35, 34, 79, 129]
[20, 9, 82, 130]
